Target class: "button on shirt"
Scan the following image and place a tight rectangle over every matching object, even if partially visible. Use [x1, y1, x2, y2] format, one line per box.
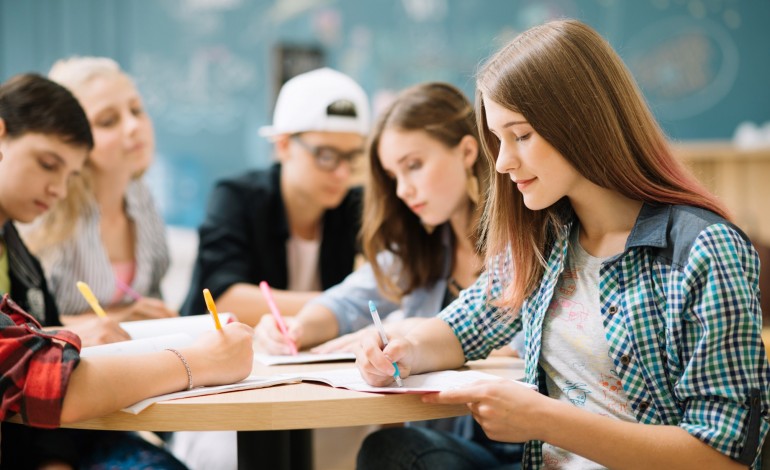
[439, 204, 770, 468]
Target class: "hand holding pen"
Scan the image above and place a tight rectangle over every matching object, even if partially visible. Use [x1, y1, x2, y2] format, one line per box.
[259, 281, 298, 355]
[356, 327, 414, 387]
[364, 301, 403, 387]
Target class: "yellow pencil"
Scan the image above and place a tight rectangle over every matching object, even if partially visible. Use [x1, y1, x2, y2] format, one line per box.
[76, 281, 107, 318]
[202, 288, 223, 330]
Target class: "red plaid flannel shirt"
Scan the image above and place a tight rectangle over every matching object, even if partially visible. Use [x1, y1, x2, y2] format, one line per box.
[0, 294, 80, 428]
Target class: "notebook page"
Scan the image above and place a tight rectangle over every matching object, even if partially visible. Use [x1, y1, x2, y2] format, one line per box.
[119, 313, 236, 340]
[297, 368, 525, 393]
[253, 352, 356, 366]
[80, 333, 195, 358]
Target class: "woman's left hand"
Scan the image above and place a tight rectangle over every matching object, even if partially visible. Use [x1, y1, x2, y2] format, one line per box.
[422, 379, 546, 443]
[310, 328, 372, 353]
[113, 297, 178, 321]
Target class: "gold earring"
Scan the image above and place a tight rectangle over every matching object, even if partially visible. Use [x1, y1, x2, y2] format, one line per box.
[466, 171, 480, 205]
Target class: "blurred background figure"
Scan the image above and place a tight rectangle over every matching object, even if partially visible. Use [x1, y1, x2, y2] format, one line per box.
[173, 67, 369, 470]
[25, 56, 177, 324]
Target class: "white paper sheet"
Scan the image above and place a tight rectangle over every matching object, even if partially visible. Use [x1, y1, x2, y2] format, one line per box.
[253, 352, 356, 366]
[119, 313, 236, 340]
[80, 333, 195, 358]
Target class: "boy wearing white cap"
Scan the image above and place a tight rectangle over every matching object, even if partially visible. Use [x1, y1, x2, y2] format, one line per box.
[171, 68, 368, 470]
[181, 67, 369, 325]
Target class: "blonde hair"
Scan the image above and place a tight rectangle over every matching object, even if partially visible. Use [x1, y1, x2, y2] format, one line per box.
[476, 19, 729, 311]
[26, 57, 128, 254]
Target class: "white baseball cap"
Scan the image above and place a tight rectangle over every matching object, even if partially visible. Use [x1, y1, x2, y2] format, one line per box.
[259, 67, 370, 138]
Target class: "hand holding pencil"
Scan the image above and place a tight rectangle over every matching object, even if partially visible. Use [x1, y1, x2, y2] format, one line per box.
[202, 288, 223, 330]
[73, 281, 131, 345]
[76, 281, 108, 318]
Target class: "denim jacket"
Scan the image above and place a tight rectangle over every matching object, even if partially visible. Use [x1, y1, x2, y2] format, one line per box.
[309, 225, 453, 334]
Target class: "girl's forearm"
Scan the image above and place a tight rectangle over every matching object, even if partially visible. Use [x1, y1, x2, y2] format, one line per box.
[60, 351, 188, 424]
[536, 400, 746, 470]
[406, 318, 465, 374]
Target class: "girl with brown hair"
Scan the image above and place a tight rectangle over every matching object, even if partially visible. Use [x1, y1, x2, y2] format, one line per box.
[255, 81, 493, 356]
[256, 81, 522, 468]
[357, 19, 768, 469]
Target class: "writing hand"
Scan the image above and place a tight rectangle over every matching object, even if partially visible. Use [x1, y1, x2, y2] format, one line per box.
[355, 330, 413, 387]
[184, 322, 254, 386]
[254, 314, 301, 355]
[64, 316, 131, 347]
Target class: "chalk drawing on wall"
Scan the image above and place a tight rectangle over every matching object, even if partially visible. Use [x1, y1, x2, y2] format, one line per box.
[626, 16, 739, 120]
[312, 8, 343, 46]
[133, 46, 259, 135]
[161, 0, 230, 35]
[264, 0, 334, 25]
[183, 0, 242, 11]
[401, 0, 448, 22]
[145, 151, 205, 227]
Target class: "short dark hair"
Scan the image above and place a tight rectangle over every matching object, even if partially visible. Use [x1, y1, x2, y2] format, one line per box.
[0, 73, 93, 149]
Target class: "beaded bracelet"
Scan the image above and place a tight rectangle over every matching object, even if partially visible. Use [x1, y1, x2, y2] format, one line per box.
[166, 348, 194, 390]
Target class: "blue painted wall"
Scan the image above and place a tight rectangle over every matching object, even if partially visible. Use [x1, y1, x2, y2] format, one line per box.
[1, 0, 768, 227]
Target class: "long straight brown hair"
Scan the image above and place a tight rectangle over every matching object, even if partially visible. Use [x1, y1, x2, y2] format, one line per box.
[476, 19, 730, 310]
[362, 82, 488, 301]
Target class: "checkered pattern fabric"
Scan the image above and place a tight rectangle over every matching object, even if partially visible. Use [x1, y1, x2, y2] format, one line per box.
[440, 204, 770, 468]
[0, 294, 80, 428]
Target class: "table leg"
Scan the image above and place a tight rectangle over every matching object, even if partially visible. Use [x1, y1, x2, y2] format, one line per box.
[237, 430, 313, 470]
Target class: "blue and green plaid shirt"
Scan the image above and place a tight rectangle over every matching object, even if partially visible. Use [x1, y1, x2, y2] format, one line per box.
[440, 203, 770, 468]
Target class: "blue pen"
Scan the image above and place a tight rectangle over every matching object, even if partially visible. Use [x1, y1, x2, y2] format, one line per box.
[368, 300, 404, 387]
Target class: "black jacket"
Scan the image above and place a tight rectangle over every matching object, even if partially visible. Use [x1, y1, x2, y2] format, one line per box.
[3, 221, 60, 326]
[181, 163, 363, 316]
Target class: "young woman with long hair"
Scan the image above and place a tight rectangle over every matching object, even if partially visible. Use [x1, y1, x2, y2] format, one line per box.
[356, 19, 768, 469]
[255, 82, 491, 354]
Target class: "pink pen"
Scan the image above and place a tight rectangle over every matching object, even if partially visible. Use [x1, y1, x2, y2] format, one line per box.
[259, 281, 298, 355]
[115, 278, 142, 302]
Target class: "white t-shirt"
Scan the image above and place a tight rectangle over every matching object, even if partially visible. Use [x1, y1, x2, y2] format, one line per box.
[286, 235, 322, 291]
[540, 226, 637, 469]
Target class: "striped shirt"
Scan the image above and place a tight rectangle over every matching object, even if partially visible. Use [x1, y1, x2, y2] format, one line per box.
[38, 179, 170, 316]
[439, 204, 770, 468]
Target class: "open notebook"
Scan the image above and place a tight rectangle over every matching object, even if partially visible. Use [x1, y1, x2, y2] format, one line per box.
[80, 314, 236, 357]
[122, 367, 533, 414]
[253, 352, 356, 366]
[81, 315, 358, 365]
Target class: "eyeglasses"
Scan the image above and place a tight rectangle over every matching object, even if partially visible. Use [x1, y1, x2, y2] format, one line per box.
[290, 135, 364, 172]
